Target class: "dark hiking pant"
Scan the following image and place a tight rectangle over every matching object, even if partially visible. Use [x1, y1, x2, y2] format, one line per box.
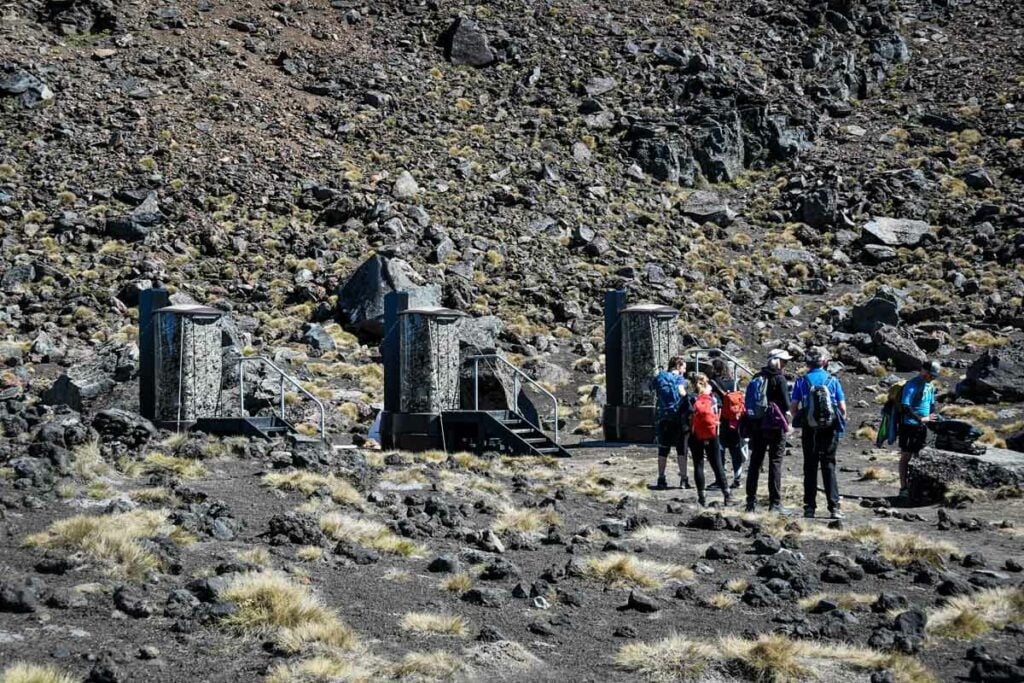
[689, 434, 728, 501]
[747, 431, 785, 507]
[657, 417, 688, 479]
[802, 427, 840, 512]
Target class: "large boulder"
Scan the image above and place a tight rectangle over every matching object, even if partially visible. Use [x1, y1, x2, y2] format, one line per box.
[957, 345, 1024, 404]
[439, 16, 495, 67]
[42, 342, 138, 411]
[680, 190, 736, 227]
[0, 70, 54, 109]
[861, 217, 932, 247]
[908, 447, 1024, 505]
[92, 409, 157, 447]
[336, 255, 441, 337]
[871, 325, 926, 371]
[850, 288, 901, 333]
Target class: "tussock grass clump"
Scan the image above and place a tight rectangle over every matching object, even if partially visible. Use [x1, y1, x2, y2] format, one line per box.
[584, 553, 695, 588]
[220, 571, 358, 653]
[263, 471, 364, 508]
[492, 506, 561, 536]
[319, 513, 425, 557]
[798, 592, 876, 611]
[706, 593, 736, 610]
[1, 662, 78, 683]
[24, 509, 190, 580]
[450, 452, 493, 472]
[141, 452, 207, 479]
[390, 651, 466, 680]
[438, 471, 506, 499]
[297, 546, 324, 562]
[927, 587, 1024, 640]
[130, 487, 177, 504]
[265, 655, 376, 683]
[238, 547, 272, 567]
[379, 466, 430, 488]
[400, 612, 469, 637]
[858, 467, 896, 482]
[439, 573, 473, 593]
[72, 440, 109, 480]
[617, 633, 935, 683]
[943, 480, 988, 506]
[806, 524, 960, 568]
[725, 578, 749, 594]
[568, 467, 649, 502]
[631, 526, 683, 547]
[855, 427, 879, 443]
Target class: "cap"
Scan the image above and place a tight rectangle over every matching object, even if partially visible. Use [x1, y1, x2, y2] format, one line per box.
[922, 360, 941, 376]
[768, 349, 793, 362]
[805, 346, 829, 364]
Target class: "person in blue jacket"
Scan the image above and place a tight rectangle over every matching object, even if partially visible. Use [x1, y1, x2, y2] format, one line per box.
[651, 356, 690, 490]
[790, 347, 847, 519]
[898, 360, 940, 499]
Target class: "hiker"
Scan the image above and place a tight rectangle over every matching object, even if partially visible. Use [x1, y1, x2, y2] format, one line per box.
[709, 358, 746, 490]
[689, 373, 732, 506]
[898, 360, 940, 499]
[743, 349, 793, 514]
[790, 347, 847, 520]
[651, 356, 690, 490]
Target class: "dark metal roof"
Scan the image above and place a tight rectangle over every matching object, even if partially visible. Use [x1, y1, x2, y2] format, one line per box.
[154, 304, 224, 318]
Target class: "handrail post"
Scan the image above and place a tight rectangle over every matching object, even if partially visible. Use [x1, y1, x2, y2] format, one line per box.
[473, 358, 479, 411]
[279, 373, 285, 421]
[239, 360, 246, 417]
[553, 397, 559, 445]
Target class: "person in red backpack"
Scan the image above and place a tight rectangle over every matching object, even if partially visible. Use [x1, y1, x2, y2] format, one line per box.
[710, 359, 747, 491]
[688, 374, 732, 507]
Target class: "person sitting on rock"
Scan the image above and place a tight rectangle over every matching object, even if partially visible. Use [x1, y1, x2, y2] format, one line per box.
[651, 356, 690, 490]
[790, 346, 847, 520]
[744, 349, 793, 515]
[898, 360, 940, 500]
[689, 373, 732, 507]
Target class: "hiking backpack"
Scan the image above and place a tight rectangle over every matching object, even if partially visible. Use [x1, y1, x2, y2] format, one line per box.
[691, 394, 719, 440]
[804, 375, 838, 429]
[723, 390, 745, 430]
[744, 374, 769, 420]
[652, 371, 682, 417]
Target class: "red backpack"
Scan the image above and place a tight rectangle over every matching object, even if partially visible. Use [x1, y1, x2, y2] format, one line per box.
[723, 391, 745, 430]
[691, 394, 719, 440]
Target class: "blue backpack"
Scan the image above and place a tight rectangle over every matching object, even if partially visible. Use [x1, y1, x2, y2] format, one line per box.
[653, 371, 683, 418]
[744, 374, 769, 420]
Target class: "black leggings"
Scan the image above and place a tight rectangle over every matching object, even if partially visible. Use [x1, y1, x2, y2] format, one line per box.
[689, 434, 728, 498]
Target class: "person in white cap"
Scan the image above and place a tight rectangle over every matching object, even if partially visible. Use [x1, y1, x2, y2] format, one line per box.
[790, 346, 847, 519]
[743, 348, 793, 514]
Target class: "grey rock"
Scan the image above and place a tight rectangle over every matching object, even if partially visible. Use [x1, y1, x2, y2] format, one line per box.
[92, 409, 156, 447]
[441, 16, 495, 67]
[958, 344, 1024, 404]
[850, 289, 900, 333]
[871, 325, 926, 371]
[392, 171, 419, 199]
[625, 590, 661, 613]
[680, 191, 736, 226]
[336, 254, 440, 336]
[0, 70, 54, 109]
[301, 324, 336, 352]
[862, 217, 932, 247]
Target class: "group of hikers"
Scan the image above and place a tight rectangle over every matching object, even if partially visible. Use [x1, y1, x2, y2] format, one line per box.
[651, 348, 940, 517]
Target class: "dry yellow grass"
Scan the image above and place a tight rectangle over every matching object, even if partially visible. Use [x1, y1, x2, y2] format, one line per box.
[927, 587, 1024, 640]
[616, 632, 935, 682]
[630, 526, 683, 547]
[584, 553, 695, 588]
[263, 471, 364, 508]
[389, 651, 466, 680]
[439, 573, 473, 594]
[297, 546, 324, 562]
[319, 513, 425, 557]
[265, 655, 376, 683]
[798, 592, 876, 611]
[943, 480, 988, 506]
[804, 524, 960, 568]
[238, 547, 272, 567]
[72, 440, 109, 480]
[24, 509, 191, 580]
[1, 662, 78, 683]
[492, 506, 561, 536]
[567, 467, 650, 502]
[725, 578, 749, 594]
[858, 467, 897, 483]
[220, 571, 358, 653]
[141, 452, 207, 479]
[399, 612, 469, 637]
[706, 593, 736, 610]
[855, 426, 879, 443]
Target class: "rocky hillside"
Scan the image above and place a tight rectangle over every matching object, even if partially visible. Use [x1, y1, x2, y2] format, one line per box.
[2, 1, 1024, 682]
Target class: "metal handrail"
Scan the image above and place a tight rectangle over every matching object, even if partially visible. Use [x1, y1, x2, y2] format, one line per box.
[466, 354, 560, 445]
[684, 347, 755, 384]
[237, 356, 327, 440]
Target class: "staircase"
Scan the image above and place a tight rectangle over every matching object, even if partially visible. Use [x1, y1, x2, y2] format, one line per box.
[439, 410, 570, 458]
[194, 415, 320, 442]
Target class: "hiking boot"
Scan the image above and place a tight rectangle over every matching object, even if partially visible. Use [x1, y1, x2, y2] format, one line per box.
[697, 497, 707, 508]
[803, 508, 815, 519]
[897, 488, 909, 500]
[732, 477, 743, 489]
[768, 505, 793, 516]
[829, 509, 845, 520]
[707, 482, 721, 491]
[723, 494, 734, 507]
[744, 502, 757, 514]
[679, 477, 692, 490]
[654, 476, 668, 490]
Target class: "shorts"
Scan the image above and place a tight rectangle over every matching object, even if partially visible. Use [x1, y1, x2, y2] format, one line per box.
[899, 425, 928, 454]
